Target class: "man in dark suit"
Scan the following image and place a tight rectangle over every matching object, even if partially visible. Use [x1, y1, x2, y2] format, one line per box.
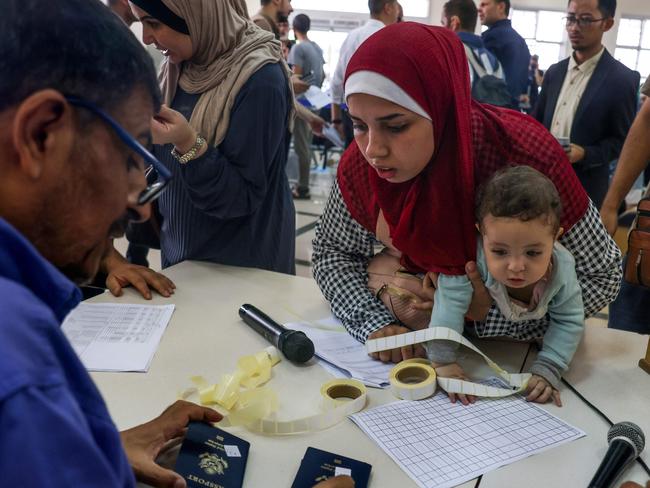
[533, 0, 639, 208]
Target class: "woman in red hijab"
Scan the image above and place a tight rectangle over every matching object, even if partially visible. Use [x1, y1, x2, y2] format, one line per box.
[312, 23, 620, 368]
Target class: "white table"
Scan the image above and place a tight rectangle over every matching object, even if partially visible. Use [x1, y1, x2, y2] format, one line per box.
[91, 261, 650, 487]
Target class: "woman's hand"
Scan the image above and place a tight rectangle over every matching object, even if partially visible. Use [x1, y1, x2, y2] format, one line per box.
[151, 105, 197, 153]
[367, 324, 426, 363]
[464, 261, 493, 321]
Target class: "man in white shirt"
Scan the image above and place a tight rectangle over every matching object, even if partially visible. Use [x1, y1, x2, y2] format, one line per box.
[330, 0, 401, 144]
[533, 0, 639, 208]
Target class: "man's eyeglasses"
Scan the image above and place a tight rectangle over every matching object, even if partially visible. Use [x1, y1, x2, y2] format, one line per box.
[65, 96, 171, 205]
[564, 16, 607, 28]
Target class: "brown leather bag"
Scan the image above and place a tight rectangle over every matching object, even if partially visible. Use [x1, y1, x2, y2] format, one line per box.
[625, 197, 650, 287]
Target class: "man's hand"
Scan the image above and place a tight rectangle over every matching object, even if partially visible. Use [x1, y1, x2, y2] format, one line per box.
[433, 362, 476, 406]
[367, 324, 426, 363]
[526, 375, 562, 406]
[565, 143, 585, 164]
[292, 75, 310, 95]
[307, 114, 327, 136]
[464, 262, 492, 321]
[600, 204, 619, 236]
[313, 476, 355, 488]
[102, 246, 175, 300]
[120, 401, 222, 488]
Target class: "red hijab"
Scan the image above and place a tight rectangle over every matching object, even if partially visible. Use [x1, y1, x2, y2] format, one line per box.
[338, 23, 588, 275]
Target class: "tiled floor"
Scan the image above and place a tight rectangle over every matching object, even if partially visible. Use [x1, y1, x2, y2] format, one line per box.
[115, 151, 609, 327]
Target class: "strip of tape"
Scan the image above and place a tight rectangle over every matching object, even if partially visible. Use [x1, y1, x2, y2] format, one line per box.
[181, 346, 366, 435]
[368, 327, 530, 397]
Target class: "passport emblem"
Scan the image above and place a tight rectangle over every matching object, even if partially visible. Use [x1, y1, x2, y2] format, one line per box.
[199, 453, 228, 476]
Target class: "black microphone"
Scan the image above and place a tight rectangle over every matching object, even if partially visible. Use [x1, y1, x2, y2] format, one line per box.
[239, 304, 315, 364]
[588, 421, 645, 488]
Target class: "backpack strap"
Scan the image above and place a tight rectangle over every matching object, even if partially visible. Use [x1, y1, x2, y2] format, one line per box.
[463, 44, 487, 79]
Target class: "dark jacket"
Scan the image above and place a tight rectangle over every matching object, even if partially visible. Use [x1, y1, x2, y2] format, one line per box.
[533, 49, 639, 206]
[482, 19, 531, 99]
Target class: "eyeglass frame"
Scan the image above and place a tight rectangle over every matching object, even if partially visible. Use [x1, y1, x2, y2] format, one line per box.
[563, 15, 609, 28]
[65, 96, 172, 205]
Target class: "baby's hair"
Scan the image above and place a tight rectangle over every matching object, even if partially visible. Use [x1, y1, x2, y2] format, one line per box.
[476, 166, 562, 233]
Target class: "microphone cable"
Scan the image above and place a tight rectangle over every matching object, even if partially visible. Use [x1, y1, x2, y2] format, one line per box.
[560, 376, 650, 477]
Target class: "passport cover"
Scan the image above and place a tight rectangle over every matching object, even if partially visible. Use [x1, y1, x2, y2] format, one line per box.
[291, 447, 372, 488]
[175, 422, 250, 488]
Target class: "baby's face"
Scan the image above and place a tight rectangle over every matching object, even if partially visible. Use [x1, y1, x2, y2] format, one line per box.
[480, 214, 558, 290]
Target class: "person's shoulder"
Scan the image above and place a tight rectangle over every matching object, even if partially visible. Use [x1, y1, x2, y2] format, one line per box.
[606, 51, 641, 82]
[252, 14, 272, 33]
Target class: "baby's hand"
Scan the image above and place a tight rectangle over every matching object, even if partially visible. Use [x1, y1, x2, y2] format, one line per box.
[432, 362, 476, 406]
[526, 375, 562, 406]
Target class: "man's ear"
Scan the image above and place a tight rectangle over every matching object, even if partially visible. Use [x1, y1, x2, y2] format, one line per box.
[450, 15, 461, 32]
[603, 17, 615, 33]
[12, 89, 76, 180]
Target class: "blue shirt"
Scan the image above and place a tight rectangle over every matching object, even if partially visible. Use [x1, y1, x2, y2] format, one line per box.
[0, 218, 134, 486]
[157, 62, 296, 274]
[482, 19, 531, 99]
[458, 31, 501, 74]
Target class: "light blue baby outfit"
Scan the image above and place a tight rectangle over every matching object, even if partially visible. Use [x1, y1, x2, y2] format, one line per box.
[427, 240, 584, 388]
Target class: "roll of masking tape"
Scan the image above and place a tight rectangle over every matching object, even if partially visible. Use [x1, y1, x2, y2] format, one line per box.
[389, 358, 437, 401]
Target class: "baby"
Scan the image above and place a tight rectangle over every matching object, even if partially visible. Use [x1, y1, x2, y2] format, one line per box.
[426, 166, 584, 406]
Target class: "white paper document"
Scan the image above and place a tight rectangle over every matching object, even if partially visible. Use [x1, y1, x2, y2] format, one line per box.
[62, 303, 175, 372]
[286, 319, 393, 388]
[351, 379, 585, 488]
[321, 125, 345, 148]
[301, 86, 332, 110]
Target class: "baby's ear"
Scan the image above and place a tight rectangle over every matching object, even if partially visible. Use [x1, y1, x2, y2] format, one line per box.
[555, 227, 564, 240]
[475, 222, 481, 233]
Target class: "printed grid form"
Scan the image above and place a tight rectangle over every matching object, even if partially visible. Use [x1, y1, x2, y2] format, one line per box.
[351, 379, 585, 488]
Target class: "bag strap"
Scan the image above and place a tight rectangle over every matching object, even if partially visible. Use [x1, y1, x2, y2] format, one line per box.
[463, 44, 487, 79]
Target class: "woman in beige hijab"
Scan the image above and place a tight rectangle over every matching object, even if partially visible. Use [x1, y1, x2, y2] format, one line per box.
[127, 0, 297, 275]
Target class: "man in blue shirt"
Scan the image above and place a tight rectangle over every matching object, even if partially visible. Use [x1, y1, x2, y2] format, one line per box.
[0, 1, 224, 486]
[479, 0, 531, 104]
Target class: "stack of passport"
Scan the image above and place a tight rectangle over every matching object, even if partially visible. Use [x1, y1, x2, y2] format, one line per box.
[291, 447, 372, 488]
[175, 422, 250, 488]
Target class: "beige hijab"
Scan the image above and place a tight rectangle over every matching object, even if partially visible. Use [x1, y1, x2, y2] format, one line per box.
[160, 0, 294, 146]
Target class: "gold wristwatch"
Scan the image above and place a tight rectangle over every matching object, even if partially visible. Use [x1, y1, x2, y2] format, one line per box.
[171, 134, 206, 164]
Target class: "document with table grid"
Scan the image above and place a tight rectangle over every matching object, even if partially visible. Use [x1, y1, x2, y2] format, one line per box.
[351, 379, 585, 488]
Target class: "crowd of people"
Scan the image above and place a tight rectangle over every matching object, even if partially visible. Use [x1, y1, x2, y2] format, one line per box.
[1, 0, 648, 485]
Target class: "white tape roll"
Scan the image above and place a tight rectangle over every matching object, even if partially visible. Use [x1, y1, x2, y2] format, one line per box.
[389, 359, 437, 401]
[367, 327, 530, 397]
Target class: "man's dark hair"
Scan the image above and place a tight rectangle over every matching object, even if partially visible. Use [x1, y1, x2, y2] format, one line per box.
[277, 14, 289, 24]
[496, 0, 511, 17]
[596, 0, 616, 18]
[292, 14, 311, 33]
[261, 0, 273, 6]
[0, 0, 161, 116]
[476, 166, 562, 233]
[369, 0, 396, 16]
[443, 0, 478, 32]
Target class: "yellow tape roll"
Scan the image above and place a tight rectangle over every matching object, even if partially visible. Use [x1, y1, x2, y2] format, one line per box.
[389, 358, 437, 401]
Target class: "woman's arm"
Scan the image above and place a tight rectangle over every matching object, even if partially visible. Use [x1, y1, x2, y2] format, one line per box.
[312, 181, 395, 342]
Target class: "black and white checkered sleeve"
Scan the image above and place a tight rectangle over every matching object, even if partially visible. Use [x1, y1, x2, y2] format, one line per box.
[477, 202, 622, 339]
[312, 181, 396, 343]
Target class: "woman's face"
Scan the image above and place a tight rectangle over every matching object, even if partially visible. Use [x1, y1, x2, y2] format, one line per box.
[130, 4, 193, 64]
[347, 93, 434, 183]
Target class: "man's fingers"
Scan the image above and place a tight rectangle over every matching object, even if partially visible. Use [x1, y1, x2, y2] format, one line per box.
[126, 271, 153, 300]
[391, 347, 402, 364]
[105, 274, 124, 297]
[414, 345, 427, 358]
[465, 261, 482, 284]
[135, 461, 186, 488]
[401, 345, 414, 360]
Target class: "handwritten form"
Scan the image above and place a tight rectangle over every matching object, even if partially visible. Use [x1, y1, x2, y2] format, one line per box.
[62, 303, 175, 372]
[287, 320, 393, 388]
[351, 379, 585, 488]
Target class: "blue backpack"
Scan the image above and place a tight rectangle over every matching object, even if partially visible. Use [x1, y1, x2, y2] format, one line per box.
[463, 44, 515, 109]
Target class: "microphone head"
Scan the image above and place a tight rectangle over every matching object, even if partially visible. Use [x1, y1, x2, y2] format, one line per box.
[281, 330, 315, 364]
[608, 422, 645, 456]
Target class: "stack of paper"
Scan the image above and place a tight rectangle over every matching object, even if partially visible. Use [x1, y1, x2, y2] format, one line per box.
[286, 319, 393, 388]
[62, 303, 175, 372]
